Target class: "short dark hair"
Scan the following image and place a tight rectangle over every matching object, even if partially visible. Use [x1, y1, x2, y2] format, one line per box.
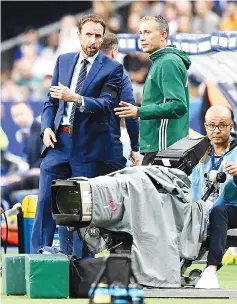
[141, 15, 169, 36]
[24, 27, 36, 34]
[100, 32, 118, 54]
[77, 14, 106, 35]
[10, 101, 31, 110]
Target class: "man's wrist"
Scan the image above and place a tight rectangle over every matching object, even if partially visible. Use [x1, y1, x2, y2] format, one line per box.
[40, 128, 46, 139]
[131, 148, 139, 152]
[136, 107, 140, 118]
[41, 127, 51, 139]
[73, 94, 82, 108]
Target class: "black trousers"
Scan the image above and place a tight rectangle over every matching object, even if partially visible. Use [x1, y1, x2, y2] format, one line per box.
[207, 205, 237, 269]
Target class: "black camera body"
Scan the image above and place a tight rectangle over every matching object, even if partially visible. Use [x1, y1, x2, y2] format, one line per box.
[153, 136, 210, 175]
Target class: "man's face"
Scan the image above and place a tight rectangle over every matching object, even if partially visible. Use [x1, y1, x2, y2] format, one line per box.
[11, 104, 33, 128]
[78, 21, 104, 57]
[139, 20, 167, 54]
[24, 29, 37, 45]
[194, 1, 208, 17]
[205, 115, 233, 145]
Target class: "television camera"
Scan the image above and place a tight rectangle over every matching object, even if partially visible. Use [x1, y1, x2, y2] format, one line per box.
[51, 136, 213, 229]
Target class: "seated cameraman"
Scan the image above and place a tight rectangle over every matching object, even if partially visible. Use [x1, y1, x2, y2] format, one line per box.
[192, 105, 237, 289]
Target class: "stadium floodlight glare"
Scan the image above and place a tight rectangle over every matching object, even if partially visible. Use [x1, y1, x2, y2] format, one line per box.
[51, 136, 210, 227]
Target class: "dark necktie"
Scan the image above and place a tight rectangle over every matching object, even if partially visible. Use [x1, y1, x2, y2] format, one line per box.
[69, 59, 89, 126]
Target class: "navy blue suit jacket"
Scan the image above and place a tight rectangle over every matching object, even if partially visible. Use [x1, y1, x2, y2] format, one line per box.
[107, 73, 139, 164]
[121, 74, 139, 152]
[41, 51, 123, 162]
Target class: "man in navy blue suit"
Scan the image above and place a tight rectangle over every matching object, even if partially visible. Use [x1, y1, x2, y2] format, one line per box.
[100, 32, 141, 167]
[30, 14, 125, 254]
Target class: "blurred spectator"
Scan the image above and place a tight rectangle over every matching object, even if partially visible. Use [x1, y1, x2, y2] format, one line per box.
[1, 101, 42, 208]
[107, 14, 123, 33]
[1, 70, 28, 102]
[11, 44, 43, 101]
[128, 1, 164, 33]
[175, 1, 193, 33]
[33, 32, 59, 79]
[56, 15, 80, 55]
[43, 32, 60, 60]
[189, 75, 203, 103]
[193, 0, 220, 33]
[211, 0, 227, 17]
[129, 1, 145, 15]
[130, 1, 164, 16]
[176, 0, 192, 17]
[0, 103, 20, 179]
[143, 1, 164, 16]
[93, 0, 114, 21]
[127, 12, 141, 34]
[220, 1, 237, 31]
[164, 3, 178, 35]
[14, 27, 44, 61]
[128, 1, 194, 35]
[93, 0, 122, 33]
[177, 15, 192, 33]
[10, 102, 42, 165]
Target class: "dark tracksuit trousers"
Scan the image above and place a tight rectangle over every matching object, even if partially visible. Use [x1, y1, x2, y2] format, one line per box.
[207, 204, 237, 269]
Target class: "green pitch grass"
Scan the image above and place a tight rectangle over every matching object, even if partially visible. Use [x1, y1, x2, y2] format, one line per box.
[1, 264, 236, 304]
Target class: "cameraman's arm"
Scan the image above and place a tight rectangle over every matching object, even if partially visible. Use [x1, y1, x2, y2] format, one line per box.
[213, 163, 237, 208]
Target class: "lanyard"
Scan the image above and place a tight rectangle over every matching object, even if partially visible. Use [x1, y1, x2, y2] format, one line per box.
[211, 147, 225, 170]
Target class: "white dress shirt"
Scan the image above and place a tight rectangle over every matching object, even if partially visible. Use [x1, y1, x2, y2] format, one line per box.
[61, 51, 99, 126]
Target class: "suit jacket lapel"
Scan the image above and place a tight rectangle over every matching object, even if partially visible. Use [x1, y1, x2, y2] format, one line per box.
[80, 51, 103, 95]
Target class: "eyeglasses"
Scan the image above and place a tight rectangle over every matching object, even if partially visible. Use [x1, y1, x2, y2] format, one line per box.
[205, 124, 231, 131]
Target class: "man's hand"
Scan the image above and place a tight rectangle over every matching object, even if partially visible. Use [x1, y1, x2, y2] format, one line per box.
[130, 151, 142, 167]
[43, 128, 57, 148]
[224, 163, 237, 176]
[49, 82, 78, 102]
[114, 101, 139, 118]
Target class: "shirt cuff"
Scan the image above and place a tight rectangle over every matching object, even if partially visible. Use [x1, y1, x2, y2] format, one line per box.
[138, 107, 146, 120]
[234, 176, 237, 186]
[131, 145, 139, 152]
[79, 96, 85, 113]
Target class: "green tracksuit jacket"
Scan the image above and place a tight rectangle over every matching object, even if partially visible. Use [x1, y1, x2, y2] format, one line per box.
[138, 45, 191, 153]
